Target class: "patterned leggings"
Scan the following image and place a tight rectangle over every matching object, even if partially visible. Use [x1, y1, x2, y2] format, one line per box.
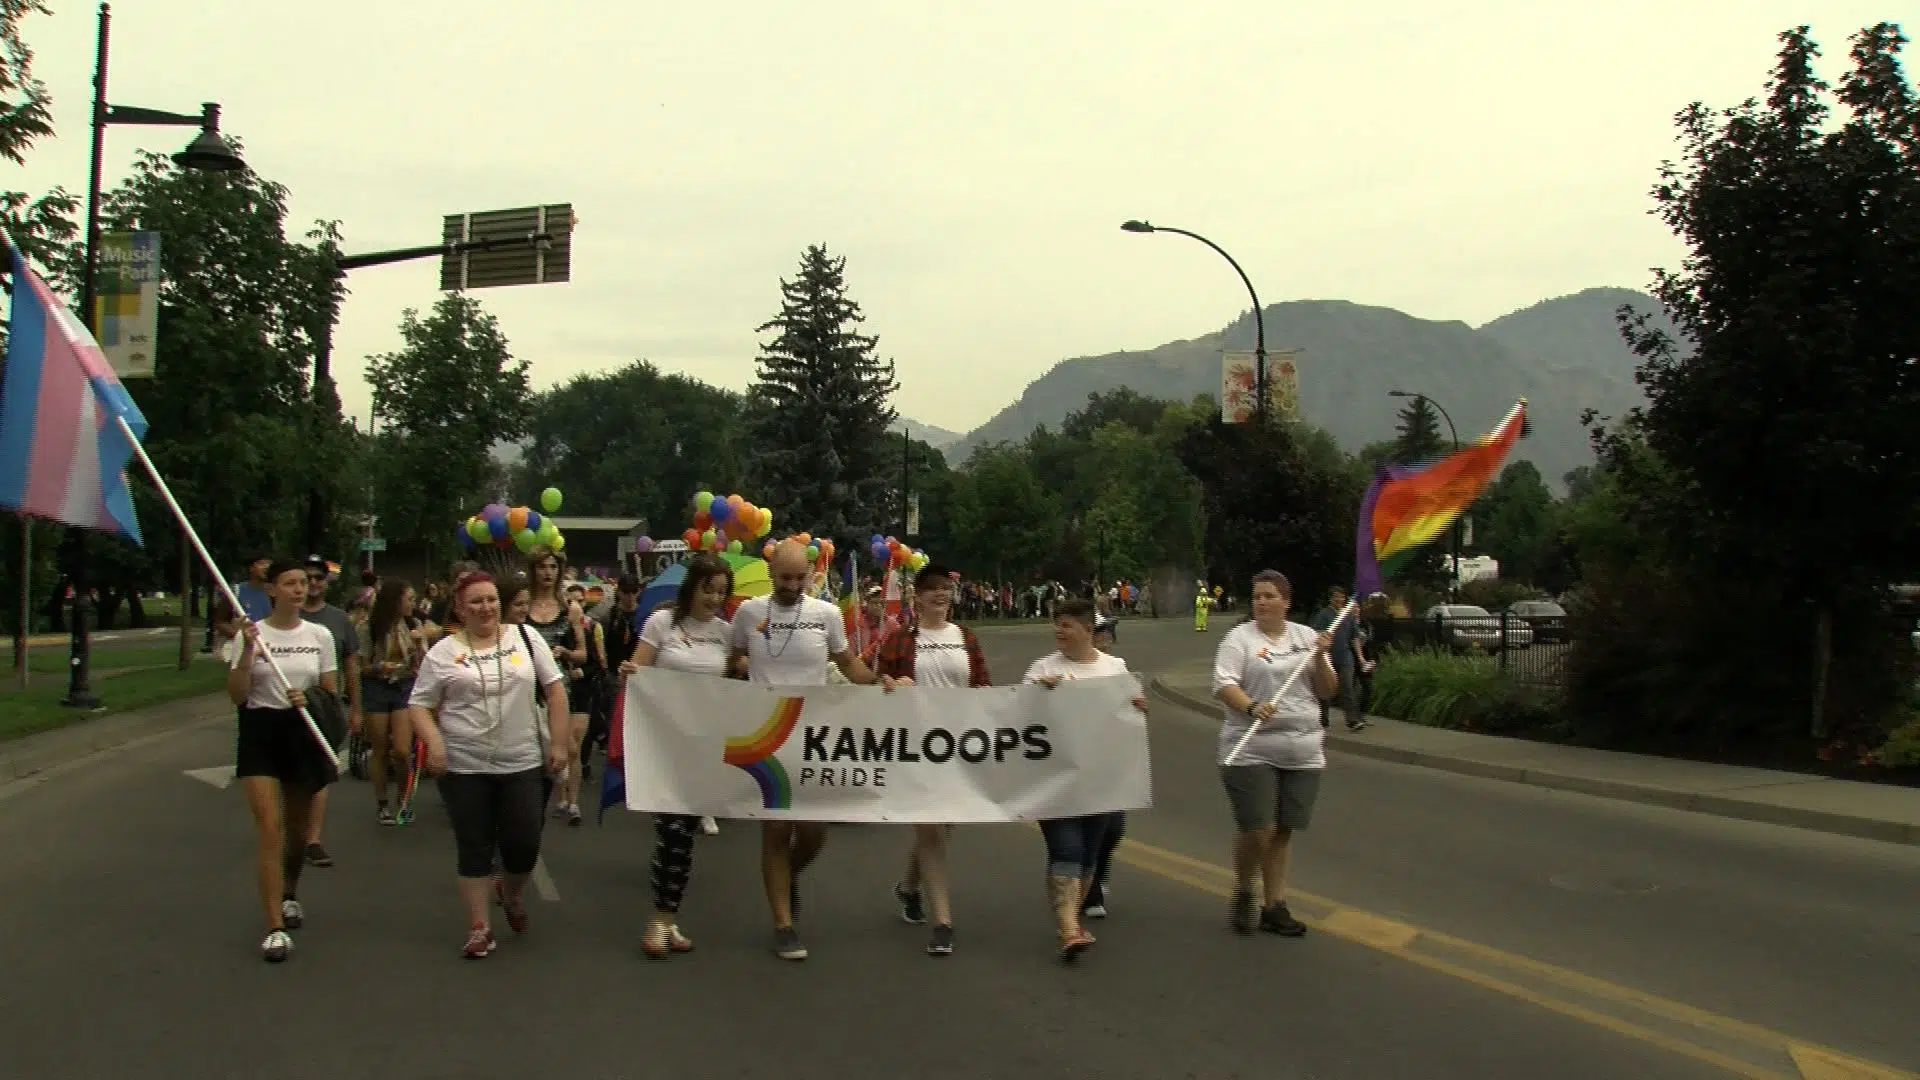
[650, 814, 701, 913]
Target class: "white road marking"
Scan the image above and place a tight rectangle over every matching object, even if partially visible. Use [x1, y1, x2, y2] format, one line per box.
[184, 765, 235, 789]
[532, 856, 560, 902]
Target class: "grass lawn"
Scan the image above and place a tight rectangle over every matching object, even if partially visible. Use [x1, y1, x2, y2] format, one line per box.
[0, 657, 226, 742]
[22, 645, 194, 675]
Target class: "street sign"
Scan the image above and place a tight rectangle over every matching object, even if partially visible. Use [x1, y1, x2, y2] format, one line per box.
[440, 204, 574, 291]
[358, 538, 387, 552]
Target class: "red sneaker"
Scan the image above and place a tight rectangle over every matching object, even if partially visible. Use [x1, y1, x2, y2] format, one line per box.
[463, 926, 496, 959]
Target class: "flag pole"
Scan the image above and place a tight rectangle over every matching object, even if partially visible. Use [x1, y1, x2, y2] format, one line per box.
[14, 515, 27, 690]
[1222, 599, 1358, 766]
[110, 414, 340, 770]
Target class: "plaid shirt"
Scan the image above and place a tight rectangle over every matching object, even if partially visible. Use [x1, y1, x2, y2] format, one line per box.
[873, 623, 992, 687]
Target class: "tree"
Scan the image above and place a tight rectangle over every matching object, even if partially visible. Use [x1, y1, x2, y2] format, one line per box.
[515, 359, 747, 533]
[365, 293, 531, 552]
[1605, 23, 1920, 739]
[1176, 418, 1363, 615]
[1473, 460, 1555, 583]
[0, 0, 74, 279]
[1083, 483, 1147, 585]
[746, 245, 898, 537]
[948, 444, 1062, 582]
[1391, 396, 1448, 464]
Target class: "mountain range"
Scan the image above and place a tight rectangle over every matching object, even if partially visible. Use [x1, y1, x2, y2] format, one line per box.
[939, 287, 1674, 492]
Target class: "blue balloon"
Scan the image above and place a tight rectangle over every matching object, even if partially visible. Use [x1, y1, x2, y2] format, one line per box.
[487, 514, 509, 540]
[525, 510, 543, 532]
[458, 525, 476, 549]
[871, 533, 884, 545]
[710, 499, 732, 524]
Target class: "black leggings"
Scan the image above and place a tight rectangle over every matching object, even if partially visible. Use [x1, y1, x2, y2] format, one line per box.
[651, 814, 701, 913]
[438, 768, 547, 878]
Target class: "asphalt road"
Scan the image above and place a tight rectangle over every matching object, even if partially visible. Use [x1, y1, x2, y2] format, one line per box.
[0, 618, 1914, 1079]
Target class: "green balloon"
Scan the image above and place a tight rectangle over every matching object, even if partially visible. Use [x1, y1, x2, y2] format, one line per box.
[694, 490, 714, 512]
[514, 527, 538, 552]
[552, 532, 567, 553]
[541, 487, 563, 514]
[726, 539, 743, 555]
[466, 518, 490, 543]
[538, 519, 559, 542]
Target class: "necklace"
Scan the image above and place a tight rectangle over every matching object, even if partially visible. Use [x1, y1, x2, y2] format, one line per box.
[457, 629, 509, 764]
[762, 599, 803, 659]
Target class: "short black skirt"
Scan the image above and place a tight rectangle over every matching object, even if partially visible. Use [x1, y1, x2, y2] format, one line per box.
[234, 706, 337, 790]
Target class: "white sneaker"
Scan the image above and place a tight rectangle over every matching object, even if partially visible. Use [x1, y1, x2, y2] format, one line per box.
[280, 899, 304, 929]
[700, 816, 720, 835]
[261, 930, 293, 963]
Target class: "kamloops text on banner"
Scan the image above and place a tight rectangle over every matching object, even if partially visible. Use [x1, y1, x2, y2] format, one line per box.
[620, 669, 1152, 823]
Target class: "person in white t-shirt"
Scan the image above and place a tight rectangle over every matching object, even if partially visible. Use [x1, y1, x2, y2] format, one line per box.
[408, 571, 571, 960]
[617, 553, 737, 959]
[1022, 598, 1148, 961]
[872, 564, 990, 957]
[729, 540, 887, 962]
[225, 559, 340, 965]
[1210, 569, 1338, 938]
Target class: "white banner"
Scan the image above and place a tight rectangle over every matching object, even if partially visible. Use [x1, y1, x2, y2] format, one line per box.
[621, 668, 1151, 822]
[1221, 348, 1300, 423]
[95, 231, 161, 379]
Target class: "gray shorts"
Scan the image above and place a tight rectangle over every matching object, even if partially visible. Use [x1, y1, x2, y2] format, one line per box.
[1220, 764, 1322, 832]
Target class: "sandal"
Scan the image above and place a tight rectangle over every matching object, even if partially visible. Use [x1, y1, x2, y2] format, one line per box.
[1057, 928, 1094, 962]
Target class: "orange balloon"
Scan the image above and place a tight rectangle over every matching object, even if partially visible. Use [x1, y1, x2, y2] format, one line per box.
[507, 506, 529, 532]
[682, 527, 700, 546]
[728, 494, 744, 507]
[797, 532, 812, 545]
[762, 542, 775, 559]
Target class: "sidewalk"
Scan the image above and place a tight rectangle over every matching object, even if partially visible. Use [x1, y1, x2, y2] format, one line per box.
[1151, 662, 1920, 846]
[0, 692, 230, 785]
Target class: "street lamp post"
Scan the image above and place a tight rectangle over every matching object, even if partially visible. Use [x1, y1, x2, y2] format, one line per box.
[1388, 390, 1462, 600]
[63, 1, 244, 709]
[1121, 220, 1268, 423]
[301, 230, 568, 555]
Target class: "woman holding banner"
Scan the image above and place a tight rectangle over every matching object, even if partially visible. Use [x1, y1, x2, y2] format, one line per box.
[617, 552, 737, 959]
[874, 563, 991, 957]
[226, 559, 341, 964]
[408, 571, 571, 959]
[1210, 569, 1337, 938]
[1023, 598, 1148, 961]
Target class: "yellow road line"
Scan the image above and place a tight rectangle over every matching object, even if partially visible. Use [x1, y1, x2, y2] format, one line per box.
[1113, 837, 1914, 1080]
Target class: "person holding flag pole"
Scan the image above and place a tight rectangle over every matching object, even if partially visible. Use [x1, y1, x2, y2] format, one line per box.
[0, 233, 349, 962]
[1210, 399, 1528, 938]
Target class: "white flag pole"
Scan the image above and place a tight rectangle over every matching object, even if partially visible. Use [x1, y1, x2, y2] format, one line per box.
[113, 415, 342, 771]
[1223, 599, 1357, 767]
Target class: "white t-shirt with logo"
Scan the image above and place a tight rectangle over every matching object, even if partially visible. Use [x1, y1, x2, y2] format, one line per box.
[731, 596, 848, 687]
[409, 625, 565, 775]
[1022, 649, 1138, 690]
[912, 622, 972, 688]
[230, 620, 337, 709]
[1210, 619, 1326, 770]
[639, 610, 732, 677]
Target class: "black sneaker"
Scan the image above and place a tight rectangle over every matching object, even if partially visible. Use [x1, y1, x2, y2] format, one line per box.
[773, 926, 808, 961]
[304, 842, 333, 868]
[1230, 890, 1259, 935]
[1260, 902, 1308, 937]
[894, 883, 926, 925]
[1347, 718, 1371, 732]
[376, 805, 397, 827]
[927, 924, 955, 956]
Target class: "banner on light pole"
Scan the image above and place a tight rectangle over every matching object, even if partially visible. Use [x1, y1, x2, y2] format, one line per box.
[1221, 348, 1300, 424]
[95, 232, 161, 379]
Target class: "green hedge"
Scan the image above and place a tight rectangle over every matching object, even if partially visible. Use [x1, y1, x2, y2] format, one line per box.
[1372, 647, 1561, 735]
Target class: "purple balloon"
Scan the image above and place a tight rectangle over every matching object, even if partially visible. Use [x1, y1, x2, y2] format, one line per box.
[635, 535, 653, 553]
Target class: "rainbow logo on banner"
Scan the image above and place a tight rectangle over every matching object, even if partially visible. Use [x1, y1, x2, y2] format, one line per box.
[725, 696, 804, 809]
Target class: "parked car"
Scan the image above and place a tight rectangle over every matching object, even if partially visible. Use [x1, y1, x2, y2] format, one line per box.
[1505, 600, 1569, 644]
[1422, 604, 1533, 652]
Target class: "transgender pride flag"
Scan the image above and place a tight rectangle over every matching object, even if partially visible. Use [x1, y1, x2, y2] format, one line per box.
[0, 233, 149, 544]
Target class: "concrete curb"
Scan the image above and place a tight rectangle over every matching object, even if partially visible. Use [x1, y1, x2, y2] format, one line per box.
[1147, 677, 1920, 847]
[0, 692, 231, 784]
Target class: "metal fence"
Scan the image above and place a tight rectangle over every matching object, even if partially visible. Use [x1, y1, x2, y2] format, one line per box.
[1370, 613, 1572, 688]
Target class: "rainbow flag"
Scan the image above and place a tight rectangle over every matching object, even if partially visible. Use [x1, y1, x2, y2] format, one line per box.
[1355, 401, 1526, 596]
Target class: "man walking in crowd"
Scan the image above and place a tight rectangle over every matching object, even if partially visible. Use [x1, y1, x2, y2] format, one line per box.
[730, 540, 886, 962]
[299, 556, 361, 868]
[1313, 586, 1367, 732]
[211, 553, 273, 657]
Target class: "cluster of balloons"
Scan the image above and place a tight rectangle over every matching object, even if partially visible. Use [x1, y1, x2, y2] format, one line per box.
[759, 532, 836, 568]
[681, 491, 773, 555]
[461, 487, 567, 554]
[871, 534, 929, 572]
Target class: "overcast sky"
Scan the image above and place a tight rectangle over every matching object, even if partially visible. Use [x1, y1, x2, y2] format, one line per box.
[10, 1, 1900, 435]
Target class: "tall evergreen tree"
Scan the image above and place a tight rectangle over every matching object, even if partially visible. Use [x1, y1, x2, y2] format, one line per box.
[1391, 396, 1448, 463]
[746, 245, 898, 538]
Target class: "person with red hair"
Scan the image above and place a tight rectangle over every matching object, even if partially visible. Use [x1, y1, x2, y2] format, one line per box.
[407, 571, 571, 959]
